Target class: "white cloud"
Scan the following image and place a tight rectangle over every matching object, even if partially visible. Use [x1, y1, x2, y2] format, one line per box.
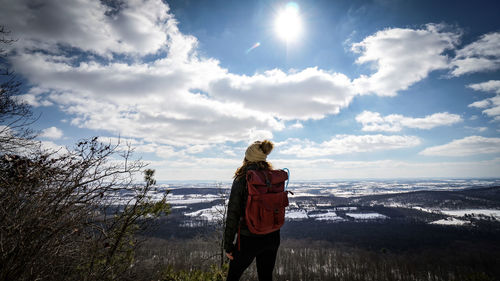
[3, 0, 496, 163]
[356, 111, 462, 132]
[146, 156, 500, 180]
[451, 57, 500, 76]
[99, 136, 209, 159]
[468, 80, 500, 94]
[0, 0, 170, 57]
[451, 32, 500, 76]
[352, 24, 460, 96]
[39, 140, 68, 154]
[290, 122, 304, 129]
[420, 136, 500, 156]
[3, 0, 359, 145]
[467, 80, 500, 119]
[278, 135, 421, 158]
[483, 98, 500, 117]
[6, 0, 287, 145]
[469, 99, 492, 109]
[145, 157, 241, 180]
[465, 126, 488, 133]
[208, 68, 356, 120]
[155, 145, 178, 159]
[40, 126, 63, 139]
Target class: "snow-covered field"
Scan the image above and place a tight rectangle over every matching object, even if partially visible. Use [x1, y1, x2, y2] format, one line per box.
[184, 204, 226, 221]
[439, 209, 500, 218]
[107, 179, 500, 226]
[160, 178, 500, 196]
[285, 210, 307, 219]
[168, 194, 220, 205]
[429, 209, 500, 225]
[346, 213, 388, 220]
[286, 178, 500, 197]
[408, 208, 500, 225]
[430, 218, 469, 226]
[304, 211, 345, 221]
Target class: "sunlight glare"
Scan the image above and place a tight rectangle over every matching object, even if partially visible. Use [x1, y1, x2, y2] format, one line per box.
[275, 2, 302, 42]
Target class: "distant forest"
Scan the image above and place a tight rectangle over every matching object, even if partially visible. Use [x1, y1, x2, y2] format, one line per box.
[137, 216, 500, 281]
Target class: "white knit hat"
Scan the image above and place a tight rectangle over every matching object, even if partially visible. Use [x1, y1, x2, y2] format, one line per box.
[245, 140, 274, 162]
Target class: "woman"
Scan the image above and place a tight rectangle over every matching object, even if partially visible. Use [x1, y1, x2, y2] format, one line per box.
[224, 140, 280, 281]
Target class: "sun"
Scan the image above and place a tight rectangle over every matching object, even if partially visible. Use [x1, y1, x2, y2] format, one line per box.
[274, 2, 303, 43]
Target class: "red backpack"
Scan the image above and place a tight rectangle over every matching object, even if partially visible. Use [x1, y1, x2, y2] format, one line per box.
[244, 169, 290, 234]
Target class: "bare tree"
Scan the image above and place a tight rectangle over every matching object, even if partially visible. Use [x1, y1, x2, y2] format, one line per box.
[0, 26, 36, 153]
[191, 182, 229, 269]
[214, 182, 229, 267]
[0, 25, 170, 280]
[0, 138, 169, 281]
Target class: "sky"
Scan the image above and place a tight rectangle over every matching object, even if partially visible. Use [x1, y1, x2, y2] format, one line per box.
[1, 0, 500, 181]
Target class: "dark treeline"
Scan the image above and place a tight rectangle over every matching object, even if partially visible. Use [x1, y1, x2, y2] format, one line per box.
[135, 219, 500, 281]
[281, 220, 500, 252]
[135, 234, 499, 281]
[148, 215, 500, 252]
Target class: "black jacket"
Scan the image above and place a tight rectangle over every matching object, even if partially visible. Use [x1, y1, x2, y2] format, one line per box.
[223, 165, 266, 253]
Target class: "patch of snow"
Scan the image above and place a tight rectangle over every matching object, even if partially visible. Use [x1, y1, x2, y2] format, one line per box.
[286, 210, 308, 220]
[316, 203, 331, 207]
[308, 211, 344, 221]
[168, 194, 220, 205]
[290, 192, 319, 197]
[412, 206, 437, 213]
[439, 209, 500, 220]
[334, 206, 357, 211]
[296, 179, 500, 197]
[385, 202, 407, 208]
[184, 204, 225, 221]
[346, 213, 388, 220]
[430, 217, 469, 226]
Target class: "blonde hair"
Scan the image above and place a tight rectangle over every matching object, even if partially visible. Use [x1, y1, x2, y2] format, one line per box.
[233, 158, 273, 179]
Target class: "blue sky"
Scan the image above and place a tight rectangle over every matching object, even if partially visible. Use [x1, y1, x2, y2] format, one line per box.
[1, 0, 500, 180]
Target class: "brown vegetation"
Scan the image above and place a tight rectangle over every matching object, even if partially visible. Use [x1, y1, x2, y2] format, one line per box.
[1, 26, 169, 281]
[135, 235, 499, 281]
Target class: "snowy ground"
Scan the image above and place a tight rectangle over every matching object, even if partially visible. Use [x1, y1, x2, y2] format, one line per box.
[346, 213, 388, 220]
[184, 204, 226, 221]
[286, 210, 308, 220]
[106, 179, 500, 227]
[287, 179, 500, 197]
[285, 208, 387, 222]
[308, 211, 345, 222]
[439, 209, 500, 219]
[414, 209, 500, 225]
[430, 218, 469, 226]
[167, 194, 221, 205]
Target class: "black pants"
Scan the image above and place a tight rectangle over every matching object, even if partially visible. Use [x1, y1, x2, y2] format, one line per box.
[226, 230, 280, 281]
